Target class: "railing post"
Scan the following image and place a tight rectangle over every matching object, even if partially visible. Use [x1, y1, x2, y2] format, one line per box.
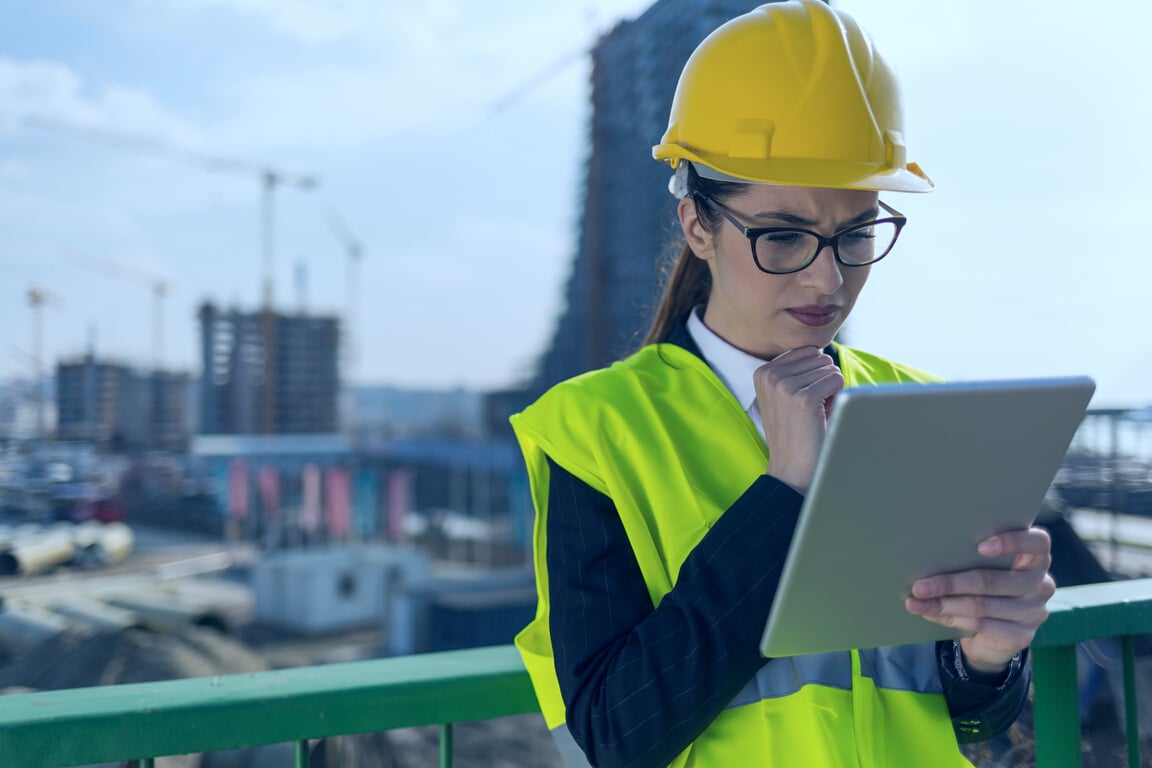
[439, 723, 454, 768]
[1122, 635, 1140, 768]
[1032, 644, 1082, 768]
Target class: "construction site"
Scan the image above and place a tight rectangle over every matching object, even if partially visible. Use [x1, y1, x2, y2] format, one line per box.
[0, 515, 554, 767]
[3, 0, 1152, 765]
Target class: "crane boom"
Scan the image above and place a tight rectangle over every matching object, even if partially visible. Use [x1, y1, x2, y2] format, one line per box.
[55, 253, 170, 371]
[325, 210, 364, 381]
[14, 111, 319, 311]
[18, 114, 315, 185]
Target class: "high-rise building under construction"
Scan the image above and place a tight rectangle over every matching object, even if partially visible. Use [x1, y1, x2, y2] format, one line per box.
[533, 0, 763, 390]
[197, 302, 339, 435]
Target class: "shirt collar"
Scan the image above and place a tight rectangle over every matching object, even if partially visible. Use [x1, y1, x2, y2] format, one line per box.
[686, 306, 767, 413]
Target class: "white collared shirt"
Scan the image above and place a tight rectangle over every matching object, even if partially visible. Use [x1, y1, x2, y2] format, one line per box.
[686, 306, 770, 444]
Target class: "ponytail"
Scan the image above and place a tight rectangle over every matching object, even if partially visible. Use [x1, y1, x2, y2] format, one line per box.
[641, 164, 748, 346]
[642, 243, 711, 346]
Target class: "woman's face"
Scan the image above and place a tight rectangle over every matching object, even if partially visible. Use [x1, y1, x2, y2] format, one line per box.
[678, 184, 880, 359]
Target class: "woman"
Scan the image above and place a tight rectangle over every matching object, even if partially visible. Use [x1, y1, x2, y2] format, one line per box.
[511, 2, 1053, 766]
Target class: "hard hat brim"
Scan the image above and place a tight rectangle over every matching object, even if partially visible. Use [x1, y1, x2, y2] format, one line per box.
[653, 146, 934, 194]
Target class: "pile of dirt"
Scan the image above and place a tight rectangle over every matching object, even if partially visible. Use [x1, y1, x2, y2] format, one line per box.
[962, 697, 1152, 768]
[0, 625, 269, 690]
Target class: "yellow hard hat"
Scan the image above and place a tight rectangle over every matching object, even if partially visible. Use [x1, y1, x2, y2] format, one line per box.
[653, 0, 933, 193]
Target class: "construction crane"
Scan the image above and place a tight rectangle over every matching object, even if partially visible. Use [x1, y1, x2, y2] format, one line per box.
[17, 113, 320, 433]
[487, 6, 623, 116]
[58, 254, 170, 373]
[326, 211, 364, 383]
[27, 284, 65, 440]
[490, 46, 589, 114]
[17, 114, 318, 312]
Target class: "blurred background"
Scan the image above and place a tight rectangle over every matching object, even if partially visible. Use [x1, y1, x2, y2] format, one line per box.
[1, 1, 1151, 766]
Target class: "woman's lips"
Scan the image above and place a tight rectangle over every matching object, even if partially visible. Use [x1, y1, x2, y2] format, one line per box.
[786, 305, 841, 327]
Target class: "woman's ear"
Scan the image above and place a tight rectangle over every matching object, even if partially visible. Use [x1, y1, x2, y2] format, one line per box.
[677, 196, 713, 259]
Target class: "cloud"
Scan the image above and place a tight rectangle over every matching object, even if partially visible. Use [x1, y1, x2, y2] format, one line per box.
[214, 62, 480, 150]
[151, 0, 641, 53]
[151, 0, 447, 48]
[0, 1, 693, 387]
[0, 57, 206, 147]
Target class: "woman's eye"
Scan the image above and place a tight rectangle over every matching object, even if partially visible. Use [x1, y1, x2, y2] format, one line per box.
[845, 228, 876, 242]
[761, 232, 803, 245]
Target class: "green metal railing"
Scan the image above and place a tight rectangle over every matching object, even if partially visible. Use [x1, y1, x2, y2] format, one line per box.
[1, 579, 1151, 768]
[1032, 577, 1152, 768]
[0, 644, 537, 768]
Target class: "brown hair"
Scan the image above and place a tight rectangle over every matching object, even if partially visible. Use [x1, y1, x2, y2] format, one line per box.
[642, 164, 749, 345]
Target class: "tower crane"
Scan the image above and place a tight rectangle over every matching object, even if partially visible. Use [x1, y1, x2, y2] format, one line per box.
[17, 113, 320, 433]
[17, 114, 318, 312]
[59, 253, 170, 373]
[487, 6, 618, 116]
[325, 211, 364, 382]
[490, 46, 588, 114]
[27, 284, 65, 440]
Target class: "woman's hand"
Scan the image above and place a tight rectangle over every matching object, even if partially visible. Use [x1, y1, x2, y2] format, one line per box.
[753, 346, 843, 495]
[905, 527, 1056, 674]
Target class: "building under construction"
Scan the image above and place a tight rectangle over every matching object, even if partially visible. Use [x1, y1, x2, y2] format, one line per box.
[56, 356, 191, 452]
[197, 302, 339, 435]
[533, 0, 762, 390]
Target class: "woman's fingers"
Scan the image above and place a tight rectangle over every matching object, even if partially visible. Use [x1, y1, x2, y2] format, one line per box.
[910, 527, 1053, 599]
[757, 365, 841, 399]
[906, 525, 1056, 670]
[757, 347, 837, 380]
[905, 609, 1043, 650]
[754, 348, 842, 416]
[911, 567, 1050, 601]
[754, 347, 843, 493]
[905, 590, 1051, 627]
[978, 528, 1053, 569]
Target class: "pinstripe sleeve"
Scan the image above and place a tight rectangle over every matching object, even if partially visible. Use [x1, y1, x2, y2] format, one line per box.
[938, 643, 1031, 743]
[545, 456, 802, 768]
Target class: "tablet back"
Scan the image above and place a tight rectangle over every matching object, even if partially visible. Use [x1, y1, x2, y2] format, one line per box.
[759, 376, 1095, 658]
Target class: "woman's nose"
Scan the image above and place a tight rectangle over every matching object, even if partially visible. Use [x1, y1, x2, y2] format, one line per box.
[799, 246, 844, 294]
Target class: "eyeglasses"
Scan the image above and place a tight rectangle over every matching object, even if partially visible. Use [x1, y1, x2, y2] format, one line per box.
[693, 193, 907, 275]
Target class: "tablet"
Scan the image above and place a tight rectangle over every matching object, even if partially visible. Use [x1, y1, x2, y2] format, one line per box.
[759, 376, 1095, 658]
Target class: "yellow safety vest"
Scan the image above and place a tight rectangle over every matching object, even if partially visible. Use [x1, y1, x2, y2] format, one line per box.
[511, 341, 973, 767]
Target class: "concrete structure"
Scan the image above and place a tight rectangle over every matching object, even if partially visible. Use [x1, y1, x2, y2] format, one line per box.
[55, 356, 125, 445]
[149, 371, 193, 452]
[198, 303, 339, 435]
[56, 355, 190, 452]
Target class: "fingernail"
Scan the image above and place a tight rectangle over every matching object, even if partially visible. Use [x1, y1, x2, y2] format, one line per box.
[912, 580, 936, 598]
[979, 538, 1001, 556]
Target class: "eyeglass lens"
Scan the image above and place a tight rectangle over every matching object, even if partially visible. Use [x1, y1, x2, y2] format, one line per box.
[754, 221, 899, 273]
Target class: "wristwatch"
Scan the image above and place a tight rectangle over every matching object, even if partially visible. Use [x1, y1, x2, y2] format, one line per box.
[945, 639, 1024, 688]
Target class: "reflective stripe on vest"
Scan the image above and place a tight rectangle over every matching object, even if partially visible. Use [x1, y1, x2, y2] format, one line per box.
[512, 342, 970, 767]
[725, 643, 942, 711]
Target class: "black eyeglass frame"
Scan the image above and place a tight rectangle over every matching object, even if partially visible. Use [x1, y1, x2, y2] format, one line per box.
[693, 193, 908, 275]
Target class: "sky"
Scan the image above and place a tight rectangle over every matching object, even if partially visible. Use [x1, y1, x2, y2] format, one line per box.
[1, 0, 1150, 407]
